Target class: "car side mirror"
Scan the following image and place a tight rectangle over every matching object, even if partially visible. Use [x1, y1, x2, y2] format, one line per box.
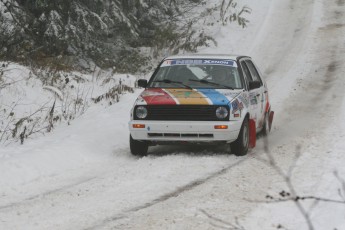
[137, 79, 148, 88]
[249, 81, 261, 90]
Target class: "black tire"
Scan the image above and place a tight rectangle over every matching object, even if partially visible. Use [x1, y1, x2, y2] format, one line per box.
[130, 135, 148, 156]
[230, 118, 249, 156]
[261, 112, 270, 136]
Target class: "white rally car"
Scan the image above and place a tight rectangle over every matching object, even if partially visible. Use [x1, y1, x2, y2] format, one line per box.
[129, 54, 274, 156]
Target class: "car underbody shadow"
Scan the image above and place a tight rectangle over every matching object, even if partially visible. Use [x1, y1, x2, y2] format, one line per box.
[147, 143, 230, 157]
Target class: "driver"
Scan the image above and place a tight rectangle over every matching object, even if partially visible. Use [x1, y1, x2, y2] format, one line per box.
[211, 67, 229, 85]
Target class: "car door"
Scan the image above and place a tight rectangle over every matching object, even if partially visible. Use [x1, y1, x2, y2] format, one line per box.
[244, 59, 267, 129]
[239, 59, 265, 129]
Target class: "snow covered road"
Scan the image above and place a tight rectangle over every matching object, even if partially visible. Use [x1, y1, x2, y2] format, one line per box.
[1, 0, 345, 229]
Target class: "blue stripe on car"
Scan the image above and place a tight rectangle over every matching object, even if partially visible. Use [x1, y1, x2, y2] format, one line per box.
[197, 89, 230, 105]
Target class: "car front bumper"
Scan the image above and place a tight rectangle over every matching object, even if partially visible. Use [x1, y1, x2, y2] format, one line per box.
[129, 120, 242, 143]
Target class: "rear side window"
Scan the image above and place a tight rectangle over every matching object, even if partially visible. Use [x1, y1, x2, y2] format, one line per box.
[245, 60, 263, 85]
[240, 61, 252, 81]
[239, 61, 252, 90]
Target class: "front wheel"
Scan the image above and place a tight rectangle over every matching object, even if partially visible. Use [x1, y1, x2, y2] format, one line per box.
[130, 135, 148, 156]
[230, 118, 249, 156]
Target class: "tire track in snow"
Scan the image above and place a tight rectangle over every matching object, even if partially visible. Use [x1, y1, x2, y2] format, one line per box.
[84, 158, 247, 230]
[0, 153, 244, 230]
[0, 176, 98, 211]
[270, 0, 345, 136]
[0, 147, 131, 212]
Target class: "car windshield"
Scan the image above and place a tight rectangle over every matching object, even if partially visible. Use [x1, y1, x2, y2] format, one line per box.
[148, 59, 243, 89]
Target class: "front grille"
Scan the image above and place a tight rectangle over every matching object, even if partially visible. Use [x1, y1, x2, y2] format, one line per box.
[134, 105, 229, 121]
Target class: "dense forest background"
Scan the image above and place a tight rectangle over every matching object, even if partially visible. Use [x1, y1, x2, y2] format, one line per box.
[0, 0, 250, 73]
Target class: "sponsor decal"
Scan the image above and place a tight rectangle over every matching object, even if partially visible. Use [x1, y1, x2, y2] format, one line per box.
[250, 97, 257, 105]
[231, 98, 244, 114]
[164, 60, 172, 65]
[203, 60, 235, 66]
[184, 91, 192, 98]
[238, 94, 249, 108]
[216, 89, 240, 98]
[249, 93, 258, 105]
[175, 60, 203, 65]
[161, 59, 237, 67]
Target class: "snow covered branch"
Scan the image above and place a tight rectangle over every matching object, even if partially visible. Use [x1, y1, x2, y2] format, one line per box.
[0, 0, 251, 72]
[200, 209, 245, 230]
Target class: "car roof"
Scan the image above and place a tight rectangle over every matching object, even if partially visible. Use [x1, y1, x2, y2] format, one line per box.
[164, 54, 249, 61]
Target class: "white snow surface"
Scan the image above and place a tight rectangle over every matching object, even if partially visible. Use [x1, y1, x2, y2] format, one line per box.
[1, 0, 345, 229]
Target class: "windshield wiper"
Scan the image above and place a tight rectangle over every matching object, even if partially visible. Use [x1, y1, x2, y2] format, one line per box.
[153, 79, 193, 90]
[189, 79, 234, 90]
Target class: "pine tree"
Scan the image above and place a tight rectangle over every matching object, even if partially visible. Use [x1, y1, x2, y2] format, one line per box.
[0, 0, 250, 73]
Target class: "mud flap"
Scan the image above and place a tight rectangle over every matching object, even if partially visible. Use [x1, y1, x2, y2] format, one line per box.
[269, 111, 274, 132]
[249, 119, 256, 148]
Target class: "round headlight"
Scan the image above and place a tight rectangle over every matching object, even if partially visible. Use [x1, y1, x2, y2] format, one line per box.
[216, 106, 228, 119]
[136, 106, 148, 119]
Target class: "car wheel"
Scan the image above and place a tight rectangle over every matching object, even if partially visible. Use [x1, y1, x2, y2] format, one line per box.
[230, 118, 249, 156]
[261, 111, 270, 136]
[130, 135, 148, 156]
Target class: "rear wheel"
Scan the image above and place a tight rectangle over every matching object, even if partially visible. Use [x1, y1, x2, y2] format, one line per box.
[230, 118, 249, 156]
[130, 135, 148, 156]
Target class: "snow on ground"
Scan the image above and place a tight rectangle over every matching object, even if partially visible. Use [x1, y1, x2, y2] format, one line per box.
[0, 63, 136, 145]
[1, 0, 345, 229]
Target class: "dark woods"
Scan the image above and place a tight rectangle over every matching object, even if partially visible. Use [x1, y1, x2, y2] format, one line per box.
[0, 0, 248, 72]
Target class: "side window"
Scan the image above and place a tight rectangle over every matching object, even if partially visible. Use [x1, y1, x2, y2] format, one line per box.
[240, 61, 252, 89]
[245, 60, 263, 85]
[241, 61, 253, 80]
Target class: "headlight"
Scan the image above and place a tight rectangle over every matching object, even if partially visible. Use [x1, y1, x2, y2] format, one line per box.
[136, 106, 148, 119]
[216, 106, 228, 119]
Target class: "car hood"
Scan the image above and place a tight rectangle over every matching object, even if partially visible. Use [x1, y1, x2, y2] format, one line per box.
[136, 88, 242, 106]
